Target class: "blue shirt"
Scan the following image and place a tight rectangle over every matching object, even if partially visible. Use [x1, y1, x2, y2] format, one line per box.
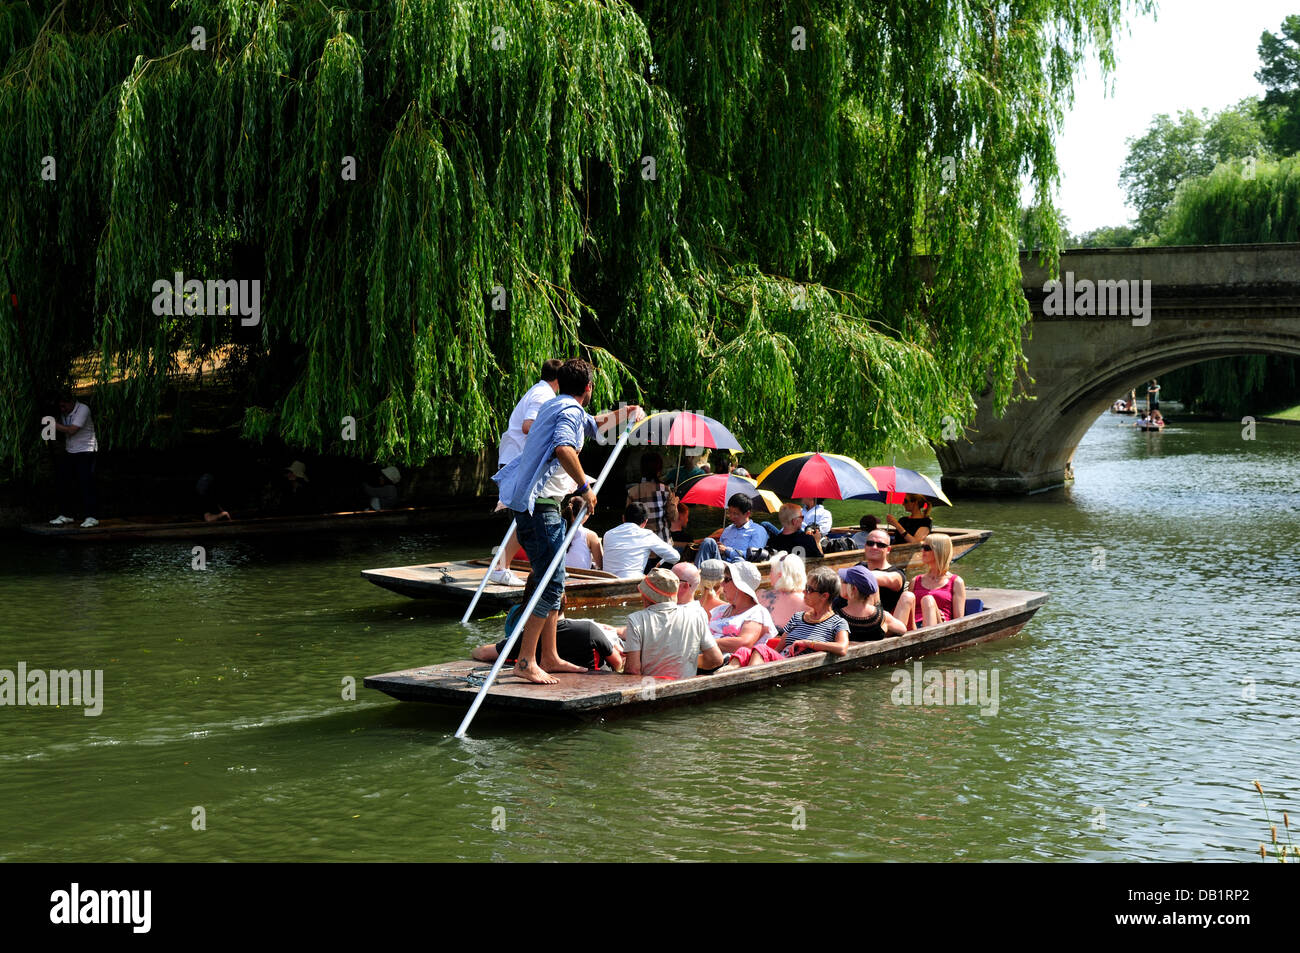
[493, 396, 598, 514]
[719, 519, 770, 555]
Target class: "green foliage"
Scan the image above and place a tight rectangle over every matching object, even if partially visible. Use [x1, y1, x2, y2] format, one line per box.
[1161, 355, 1300, 417]
[1067, 224, 1137, 247]
[1155, 155, 1300, 245]
[1120, 102, 1269, 238]
[1256, 14, 1300, 156]
[0, 0, 1147, 475]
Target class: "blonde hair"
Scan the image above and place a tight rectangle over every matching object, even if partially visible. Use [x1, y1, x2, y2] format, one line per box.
[770, 552, 806, 592]
[925, 532, 953, 576]
[778, 502, 802, 529]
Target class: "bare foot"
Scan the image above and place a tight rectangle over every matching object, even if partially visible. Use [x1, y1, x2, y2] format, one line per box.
[514, 658, 558, 685]
[540, 654, 587, 674]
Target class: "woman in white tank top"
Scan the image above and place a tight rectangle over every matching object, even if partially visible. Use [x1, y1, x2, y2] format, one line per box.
[563, 497, 603, 570]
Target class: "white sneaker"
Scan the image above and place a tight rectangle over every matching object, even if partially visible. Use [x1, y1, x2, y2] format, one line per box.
[488, 569, 526, 586]
[80, 517, 99, 528]
[49, 515, 74, 525]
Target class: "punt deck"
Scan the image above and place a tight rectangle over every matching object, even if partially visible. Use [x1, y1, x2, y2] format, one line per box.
[21, 506, 442, 542]
[364, 586, 1045, 719]
[360, 525, 993, 615]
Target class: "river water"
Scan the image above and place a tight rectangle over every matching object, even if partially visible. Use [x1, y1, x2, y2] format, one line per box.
[2, 415, 1297, 862]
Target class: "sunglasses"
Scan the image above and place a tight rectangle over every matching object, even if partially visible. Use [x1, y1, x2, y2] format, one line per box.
[864, 540, 889, 549]
[921, 544, 933, 552]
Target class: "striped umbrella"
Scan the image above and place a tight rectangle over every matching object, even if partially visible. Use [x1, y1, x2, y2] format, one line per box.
[676, 473, 781, 513]
[753, 452, 878, 500]
[852, 466, 952, 507]
[627, 411, 743, 450]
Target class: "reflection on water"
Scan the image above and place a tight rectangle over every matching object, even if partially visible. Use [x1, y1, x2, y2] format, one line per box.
[0, 417, 1297, 860]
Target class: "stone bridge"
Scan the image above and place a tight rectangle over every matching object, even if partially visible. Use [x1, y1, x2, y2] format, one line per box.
[936, 242, 1300, 495]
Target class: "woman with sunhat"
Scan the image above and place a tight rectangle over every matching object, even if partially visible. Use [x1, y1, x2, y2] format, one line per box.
[706, 561, 777, 663]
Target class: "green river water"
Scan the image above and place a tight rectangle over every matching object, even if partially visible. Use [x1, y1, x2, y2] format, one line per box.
[2, 415, 1297, 862]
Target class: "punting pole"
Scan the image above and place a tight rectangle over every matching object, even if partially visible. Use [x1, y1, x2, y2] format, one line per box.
[460, 520, 517, 624]
[454, 416, 640, 739]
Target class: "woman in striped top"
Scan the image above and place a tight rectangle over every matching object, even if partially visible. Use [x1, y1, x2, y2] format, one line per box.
[725, 566, 849, 667]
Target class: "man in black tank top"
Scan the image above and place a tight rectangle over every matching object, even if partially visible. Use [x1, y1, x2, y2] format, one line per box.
[858, 528, 906, 615]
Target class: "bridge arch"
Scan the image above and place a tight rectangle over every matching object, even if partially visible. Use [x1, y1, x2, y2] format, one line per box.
[937, 243, 1300, 495]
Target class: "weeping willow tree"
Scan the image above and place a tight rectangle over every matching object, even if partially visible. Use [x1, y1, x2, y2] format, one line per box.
[1152, 155, 1300, 414]
[0, 0, 1147, 477]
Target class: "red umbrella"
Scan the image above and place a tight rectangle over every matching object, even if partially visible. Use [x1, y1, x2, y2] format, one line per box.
[627, 411, 743, 450]
[855, 466, 952, 506]
[676, 473, 781, 513]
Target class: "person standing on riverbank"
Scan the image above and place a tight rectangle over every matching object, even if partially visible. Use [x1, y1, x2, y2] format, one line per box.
[494, 359, 641, 684]
[48, 392, 99, 529]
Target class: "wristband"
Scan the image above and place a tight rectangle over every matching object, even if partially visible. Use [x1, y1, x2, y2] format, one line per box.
[577, 482, 590, 494]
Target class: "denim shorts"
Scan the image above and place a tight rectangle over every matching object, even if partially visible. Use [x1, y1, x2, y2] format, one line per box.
[513, 504, 566, 618]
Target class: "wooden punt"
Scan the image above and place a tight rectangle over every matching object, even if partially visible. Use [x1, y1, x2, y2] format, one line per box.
[364, 586, 1047, 718]
[360, 525, 994, 615]
[21, 506, 442, 542]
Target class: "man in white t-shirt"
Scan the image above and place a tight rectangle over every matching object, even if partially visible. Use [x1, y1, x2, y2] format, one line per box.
[600, 502, 681, 579]
[490, 359, 563, 585]
[49, 393, 99, 528]
[623, 568, 723, 680]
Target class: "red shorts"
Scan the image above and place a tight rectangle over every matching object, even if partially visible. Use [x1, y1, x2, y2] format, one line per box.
[732, 644, 782, 666]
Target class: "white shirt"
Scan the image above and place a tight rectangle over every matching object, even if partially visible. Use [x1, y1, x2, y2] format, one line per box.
[62, 402, 98, 453]
[497, 380, 555, 467]
[801, 504, 831, 535]
[600, 522, 680, 579]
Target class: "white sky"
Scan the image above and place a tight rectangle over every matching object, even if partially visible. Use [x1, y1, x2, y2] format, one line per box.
[1052, 0, 1296, 232]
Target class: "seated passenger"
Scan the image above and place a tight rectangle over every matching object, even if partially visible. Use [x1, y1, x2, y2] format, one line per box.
[473, 579, 624, 672]
[887, 494, 933, 545]
[706, 561, 778, 658]
[668, 501, 695, 546]
[728, 566, 849, 667]
[562, 496, 603, 570]
[264, 460, 319, 515]
[768, 502, 823, 558]
[696, 559, 729, 615]
[623, 567, 723, 679]
[600, 502, 680, 578]
[849, 514, 879, 549]
[838, 528, 907, 616]
[757, 551, 808, 629]
[672, 561, 701, 605]
[361, 466, 402, 511]
[800, 497, 833, 536]
[894, 532, 966, 630]
[694, 493, 770, 564]
[836, 565, 906, 642]
[626, 451, 678, 543]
